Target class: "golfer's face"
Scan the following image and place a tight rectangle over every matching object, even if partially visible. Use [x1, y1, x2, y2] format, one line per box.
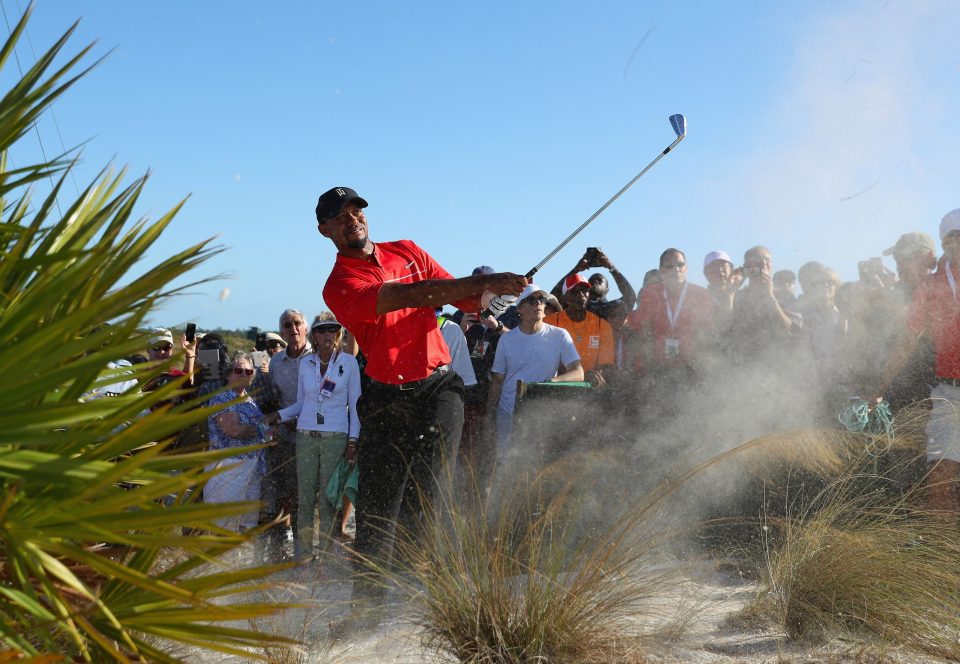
[319, 202, 368, 251]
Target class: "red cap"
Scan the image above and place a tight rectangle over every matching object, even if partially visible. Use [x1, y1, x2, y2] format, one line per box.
[562, 273, 591, 295]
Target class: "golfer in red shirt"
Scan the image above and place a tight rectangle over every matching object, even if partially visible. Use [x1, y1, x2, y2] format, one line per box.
[316, 186, 525, 634]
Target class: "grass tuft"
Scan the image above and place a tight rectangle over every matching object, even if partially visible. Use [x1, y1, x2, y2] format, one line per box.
[748, 462, 960, 660]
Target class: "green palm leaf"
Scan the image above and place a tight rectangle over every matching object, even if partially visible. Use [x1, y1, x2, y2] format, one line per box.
[0, 5, 298, 661]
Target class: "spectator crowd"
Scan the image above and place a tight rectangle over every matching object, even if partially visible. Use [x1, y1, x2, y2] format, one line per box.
[102, 208, 960, 584]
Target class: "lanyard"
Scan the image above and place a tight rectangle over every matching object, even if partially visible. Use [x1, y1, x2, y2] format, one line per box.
[947, 261, 958, 304]
[663, 282, 689, 332]
[315, 350, 339, 405]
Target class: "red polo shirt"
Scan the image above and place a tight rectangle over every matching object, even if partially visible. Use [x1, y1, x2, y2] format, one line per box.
[626, 281, 714, 371]
[322, 240, 480, 384]
[906, 266, 960, 379]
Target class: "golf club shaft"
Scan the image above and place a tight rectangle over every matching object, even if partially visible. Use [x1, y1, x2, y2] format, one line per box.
[525, 132, 685, 281]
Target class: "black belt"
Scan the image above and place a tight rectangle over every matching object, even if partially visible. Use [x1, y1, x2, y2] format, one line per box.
[371, 365, 449, 392]
[939, 377, 960, 387]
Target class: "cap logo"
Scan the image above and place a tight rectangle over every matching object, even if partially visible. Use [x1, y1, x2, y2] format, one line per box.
[336, 188, 347, 197]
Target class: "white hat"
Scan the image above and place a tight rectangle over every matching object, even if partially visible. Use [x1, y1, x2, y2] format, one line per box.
[517, 283, 548, 304]
[940, 209, 960, 240]
[703, 250, 733, 269]
[148, 327, 173, 346]
[264, 332, 286, 346]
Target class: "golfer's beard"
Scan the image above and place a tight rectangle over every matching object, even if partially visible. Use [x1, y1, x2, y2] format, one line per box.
[346, 235, 369, 250]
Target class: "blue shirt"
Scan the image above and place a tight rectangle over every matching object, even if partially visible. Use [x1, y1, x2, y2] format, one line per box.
[206, 390, 267, 472]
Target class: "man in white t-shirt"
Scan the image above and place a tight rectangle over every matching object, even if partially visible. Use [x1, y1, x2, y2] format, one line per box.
[486, 284, 583, 459]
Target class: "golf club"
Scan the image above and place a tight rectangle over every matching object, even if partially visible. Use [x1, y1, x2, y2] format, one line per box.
[481, 113, 687, 317]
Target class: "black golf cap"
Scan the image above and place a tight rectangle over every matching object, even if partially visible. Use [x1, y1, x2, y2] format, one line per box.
[316, 187, 368, 223]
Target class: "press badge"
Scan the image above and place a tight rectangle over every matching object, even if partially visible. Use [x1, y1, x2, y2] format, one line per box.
[664, 338, 680, 359]
[588, 335, 600, 349]
[319, 377, 337, 398]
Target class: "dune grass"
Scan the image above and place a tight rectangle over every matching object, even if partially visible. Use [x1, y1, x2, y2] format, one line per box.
[746, 459, 960, 660]
[363, 413, 947, 663]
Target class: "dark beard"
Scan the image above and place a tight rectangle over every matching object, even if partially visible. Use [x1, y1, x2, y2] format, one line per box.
[346, 235, 368, 250]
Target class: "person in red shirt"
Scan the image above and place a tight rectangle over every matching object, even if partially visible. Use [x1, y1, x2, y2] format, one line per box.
[316, 186, 525, 636]
[626, 248, 715, 376]
[877, 210, 960, 514]
[624, 248, 715, 427]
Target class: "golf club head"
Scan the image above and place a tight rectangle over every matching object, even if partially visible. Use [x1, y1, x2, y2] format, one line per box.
[669, 114, 686, 138]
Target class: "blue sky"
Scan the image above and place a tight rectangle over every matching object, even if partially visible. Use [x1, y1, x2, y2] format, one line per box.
[7, 1, 960, 331]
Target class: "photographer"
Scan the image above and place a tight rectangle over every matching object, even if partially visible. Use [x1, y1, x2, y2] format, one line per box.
[550, 247, 637, 327]
[726, 246, 802, 363]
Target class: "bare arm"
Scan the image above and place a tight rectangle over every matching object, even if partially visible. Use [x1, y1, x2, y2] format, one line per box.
[608, 268, 637, 311]
[216, 410, 259, 439]
[377, 273, 526, 315]
[486, 372, 505, 419]
[553, 360, 584, 383]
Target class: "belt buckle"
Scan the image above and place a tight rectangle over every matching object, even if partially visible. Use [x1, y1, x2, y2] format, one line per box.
[398, 381, 417, 391]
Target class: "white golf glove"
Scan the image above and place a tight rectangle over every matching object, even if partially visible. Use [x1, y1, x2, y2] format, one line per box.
[480, 291, 517, 317]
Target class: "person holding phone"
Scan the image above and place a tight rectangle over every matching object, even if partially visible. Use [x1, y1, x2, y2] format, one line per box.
[265, 316, 361, 561]
[726, 245, 802, 363]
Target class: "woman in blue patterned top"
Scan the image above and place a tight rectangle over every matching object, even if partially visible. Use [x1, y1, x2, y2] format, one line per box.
[204, 351, 269, 532]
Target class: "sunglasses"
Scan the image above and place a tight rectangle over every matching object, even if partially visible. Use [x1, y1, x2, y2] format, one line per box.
[661, 261, 686, 270]
[282, 320, 302, 329]
[267, 340, 284, 349]
[521, 295, 548, 306]
[232, 367, 255, 376]
[151, 343, 173, 352]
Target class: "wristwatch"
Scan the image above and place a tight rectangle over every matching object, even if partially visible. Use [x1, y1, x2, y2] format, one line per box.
[496, 321, 504, 331]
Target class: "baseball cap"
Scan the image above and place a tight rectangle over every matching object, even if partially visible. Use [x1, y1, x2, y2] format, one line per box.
[883, 232, 936, 257]
[148, 327, 173, 346]
[939, 209, 960, 240]
[517, 283, 548, 305]
[264, 332, 286, 347]
[311, 317, 342, 332]
[562, 273, 591, 294]
[315, 187, 368, 223]
[472, 265, 496, 276]
[703, 250, 733, 269]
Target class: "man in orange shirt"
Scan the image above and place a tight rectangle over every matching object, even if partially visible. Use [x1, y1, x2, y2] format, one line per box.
[545, 273, 616, 386]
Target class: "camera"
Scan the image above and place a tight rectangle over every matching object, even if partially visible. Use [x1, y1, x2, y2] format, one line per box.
[254, 332, 268, 352]
[585, 247, 602, 267]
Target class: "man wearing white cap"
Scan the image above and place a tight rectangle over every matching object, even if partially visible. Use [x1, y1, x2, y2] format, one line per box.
[702, 250, 738, 319]
[878, 210, 960, 513]
[486, 284, 583, 456]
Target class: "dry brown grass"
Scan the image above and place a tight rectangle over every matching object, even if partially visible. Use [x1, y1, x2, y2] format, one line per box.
[748, 465, 960, 660]
[378, 457, 693, 664]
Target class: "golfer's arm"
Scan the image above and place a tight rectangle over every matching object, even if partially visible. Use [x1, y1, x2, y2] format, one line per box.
[377, 277, 486, 315]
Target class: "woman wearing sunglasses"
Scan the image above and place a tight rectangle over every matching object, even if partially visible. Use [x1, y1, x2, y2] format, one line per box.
[204, 351, 270, 532]
[266, 316, 361, 561]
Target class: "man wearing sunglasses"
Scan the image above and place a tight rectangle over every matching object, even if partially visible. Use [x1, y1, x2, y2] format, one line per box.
[486, 284, 583, 458]
[316, 186, 526, 636]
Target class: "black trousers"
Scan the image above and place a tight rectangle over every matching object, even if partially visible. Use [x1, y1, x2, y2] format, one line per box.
[353, 370, 464, 596]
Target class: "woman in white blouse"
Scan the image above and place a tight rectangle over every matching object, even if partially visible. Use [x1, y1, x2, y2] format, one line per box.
[266, 317, 361, 560]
